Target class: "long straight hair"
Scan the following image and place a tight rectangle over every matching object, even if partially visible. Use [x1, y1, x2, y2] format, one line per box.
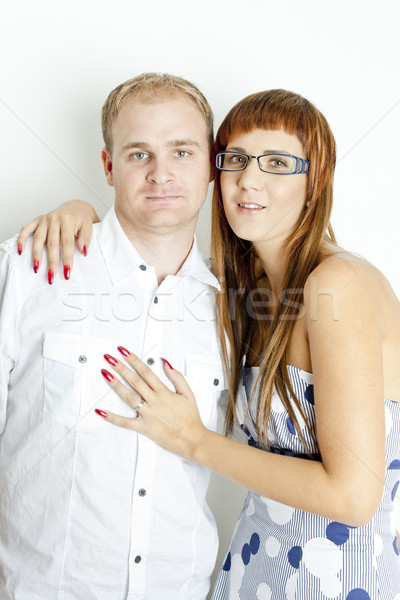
[211, 89, 337, 450]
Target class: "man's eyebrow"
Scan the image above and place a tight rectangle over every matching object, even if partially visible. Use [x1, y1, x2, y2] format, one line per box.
[121, 139, 202, 152]
[167, 139, 201, 148]
[121, 142, 150, 151]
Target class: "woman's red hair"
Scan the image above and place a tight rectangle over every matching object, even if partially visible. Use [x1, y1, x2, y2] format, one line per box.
[211, 89, 337, 449]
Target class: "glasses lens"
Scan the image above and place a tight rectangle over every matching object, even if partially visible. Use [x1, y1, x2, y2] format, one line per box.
[259, 154, 296, 174]
[217, 152, 247, 170]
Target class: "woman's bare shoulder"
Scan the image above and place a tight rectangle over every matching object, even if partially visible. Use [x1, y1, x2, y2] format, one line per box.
[304, 247, 400, 326]
[308, 248, 393, 292]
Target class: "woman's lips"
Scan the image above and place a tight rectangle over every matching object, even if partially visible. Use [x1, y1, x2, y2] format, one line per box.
[237, 202, 266, 212]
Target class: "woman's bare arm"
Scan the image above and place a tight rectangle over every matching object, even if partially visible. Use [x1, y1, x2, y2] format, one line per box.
[96, 257, 387, 527]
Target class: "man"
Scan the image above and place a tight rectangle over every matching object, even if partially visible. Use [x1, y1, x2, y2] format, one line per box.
[0, 73, 226, 600]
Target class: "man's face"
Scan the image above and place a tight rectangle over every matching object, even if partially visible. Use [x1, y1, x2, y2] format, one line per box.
[102, 94, 212, 239]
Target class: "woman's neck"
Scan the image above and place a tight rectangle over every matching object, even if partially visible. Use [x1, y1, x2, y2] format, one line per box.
[254, 240, 288, 301]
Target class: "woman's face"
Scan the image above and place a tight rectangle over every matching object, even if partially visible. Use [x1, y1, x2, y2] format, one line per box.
[220, 128, 308, 254]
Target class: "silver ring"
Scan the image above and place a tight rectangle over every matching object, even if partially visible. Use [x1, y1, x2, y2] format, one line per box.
[134, 400, 144, 410]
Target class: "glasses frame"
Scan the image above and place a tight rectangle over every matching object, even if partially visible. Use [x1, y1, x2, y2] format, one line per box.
[216, 151, 310, 175]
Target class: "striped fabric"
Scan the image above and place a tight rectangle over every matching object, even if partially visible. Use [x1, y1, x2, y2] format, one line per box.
[211, 366, 400, 599]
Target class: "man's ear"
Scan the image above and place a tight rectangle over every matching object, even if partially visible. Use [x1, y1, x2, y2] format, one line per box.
[101, 147, 114, 186]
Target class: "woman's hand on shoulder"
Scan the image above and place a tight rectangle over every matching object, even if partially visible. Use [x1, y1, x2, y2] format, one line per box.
[303, 255, 385, 525]
[17, 200, 99, 281]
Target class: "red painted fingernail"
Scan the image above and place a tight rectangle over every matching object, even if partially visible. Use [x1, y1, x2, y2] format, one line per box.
[101, 368, 114, 382]
[48, 269, 54, 285]
[83, 245, 87, 257]
[18, 244, 23, 255]
[33, 259, 39, 273]
[104, 354, 118, 366]
[161, 358, 173, 370]
[117, 346, 130, 357]
[95, 409, 108, 418]
[63, 265, 71, 280]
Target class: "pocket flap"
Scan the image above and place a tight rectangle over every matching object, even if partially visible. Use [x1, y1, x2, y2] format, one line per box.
[185, 357, 226, 390]
[43, 332, 114, 368]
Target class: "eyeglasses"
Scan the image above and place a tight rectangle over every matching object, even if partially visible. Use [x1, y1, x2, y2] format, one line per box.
[216, 151, 309, 175]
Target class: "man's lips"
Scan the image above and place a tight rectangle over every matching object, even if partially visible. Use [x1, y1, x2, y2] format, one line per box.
[146, 195, 181, 201]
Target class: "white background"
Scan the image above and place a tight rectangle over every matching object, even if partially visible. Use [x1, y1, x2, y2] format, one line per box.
[1, 0, 399, 594]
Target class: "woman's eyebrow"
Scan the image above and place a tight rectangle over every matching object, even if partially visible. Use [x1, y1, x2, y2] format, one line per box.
[226, 146, 288, 154]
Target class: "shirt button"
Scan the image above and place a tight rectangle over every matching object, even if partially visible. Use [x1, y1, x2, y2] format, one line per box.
[139, 264, 147, 271]
[79, 355, 87, 364]
[213, 378, 219, 386]
[147, 358, 155, 366]
[134, 555, 142, 564]
[138, 488, 147, 497]
[154, 296, 159, 304]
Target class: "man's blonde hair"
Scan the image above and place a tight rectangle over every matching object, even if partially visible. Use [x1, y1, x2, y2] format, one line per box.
[101, 72, 214, 153]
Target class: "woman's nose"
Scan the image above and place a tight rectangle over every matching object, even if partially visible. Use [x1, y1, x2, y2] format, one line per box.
[237, 157, 264, 190]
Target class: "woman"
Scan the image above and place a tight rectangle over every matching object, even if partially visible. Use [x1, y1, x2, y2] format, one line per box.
[18, 90, 400, 598]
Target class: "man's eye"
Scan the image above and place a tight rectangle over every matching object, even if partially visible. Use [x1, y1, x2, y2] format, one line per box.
[130, 152, 149, 160]
[176, 150, 190, 158]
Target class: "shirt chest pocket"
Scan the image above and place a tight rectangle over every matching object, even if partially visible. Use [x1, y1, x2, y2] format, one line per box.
[184, 357, 225, 430]
[42, 332, 136, 429]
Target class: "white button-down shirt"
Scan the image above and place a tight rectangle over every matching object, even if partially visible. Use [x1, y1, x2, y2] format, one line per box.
[0, 208, 226, 600]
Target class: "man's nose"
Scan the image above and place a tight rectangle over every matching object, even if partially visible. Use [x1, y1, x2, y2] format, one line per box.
[146, 156, 174, 184]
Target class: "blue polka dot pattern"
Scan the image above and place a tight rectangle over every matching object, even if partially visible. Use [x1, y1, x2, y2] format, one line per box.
[388, 459, 400, 470]
[249, 533, 260, 555]
[288, 545, 303, 568]
[222, 552, 231, 571]
[242, 543, 251, 565]
[345, 589, 371, 599]
[393, 536, 399, 556]
[304, 384, 314, 405]
[287, 416, 296, 435]
[214, 367, 400, 599]
[326, 521, 351, 546]
[391, 480, 399, 502]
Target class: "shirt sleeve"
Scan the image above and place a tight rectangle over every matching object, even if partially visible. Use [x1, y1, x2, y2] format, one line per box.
[0, 239, 20, 434]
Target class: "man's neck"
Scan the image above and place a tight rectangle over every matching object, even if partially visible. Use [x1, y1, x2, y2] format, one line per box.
[116, 212, 196, 285]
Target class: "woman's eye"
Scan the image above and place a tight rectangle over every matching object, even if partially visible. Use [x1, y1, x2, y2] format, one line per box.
[266, 156, 291, 170]
[176, 150, 190, 158]
[230, 154, 246, 164]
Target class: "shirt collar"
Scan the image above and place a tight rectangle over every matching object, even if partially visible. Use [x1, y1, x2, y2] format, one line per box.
[97, 206, 220, 290]
[178, 236, 220, 290]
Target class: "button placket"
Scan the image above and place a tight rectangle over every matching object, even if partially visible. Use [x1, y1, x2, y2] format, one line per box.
[127, 287, 162, 596]
[128, 437, 156, 596]
[142, 283, 168, 377]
